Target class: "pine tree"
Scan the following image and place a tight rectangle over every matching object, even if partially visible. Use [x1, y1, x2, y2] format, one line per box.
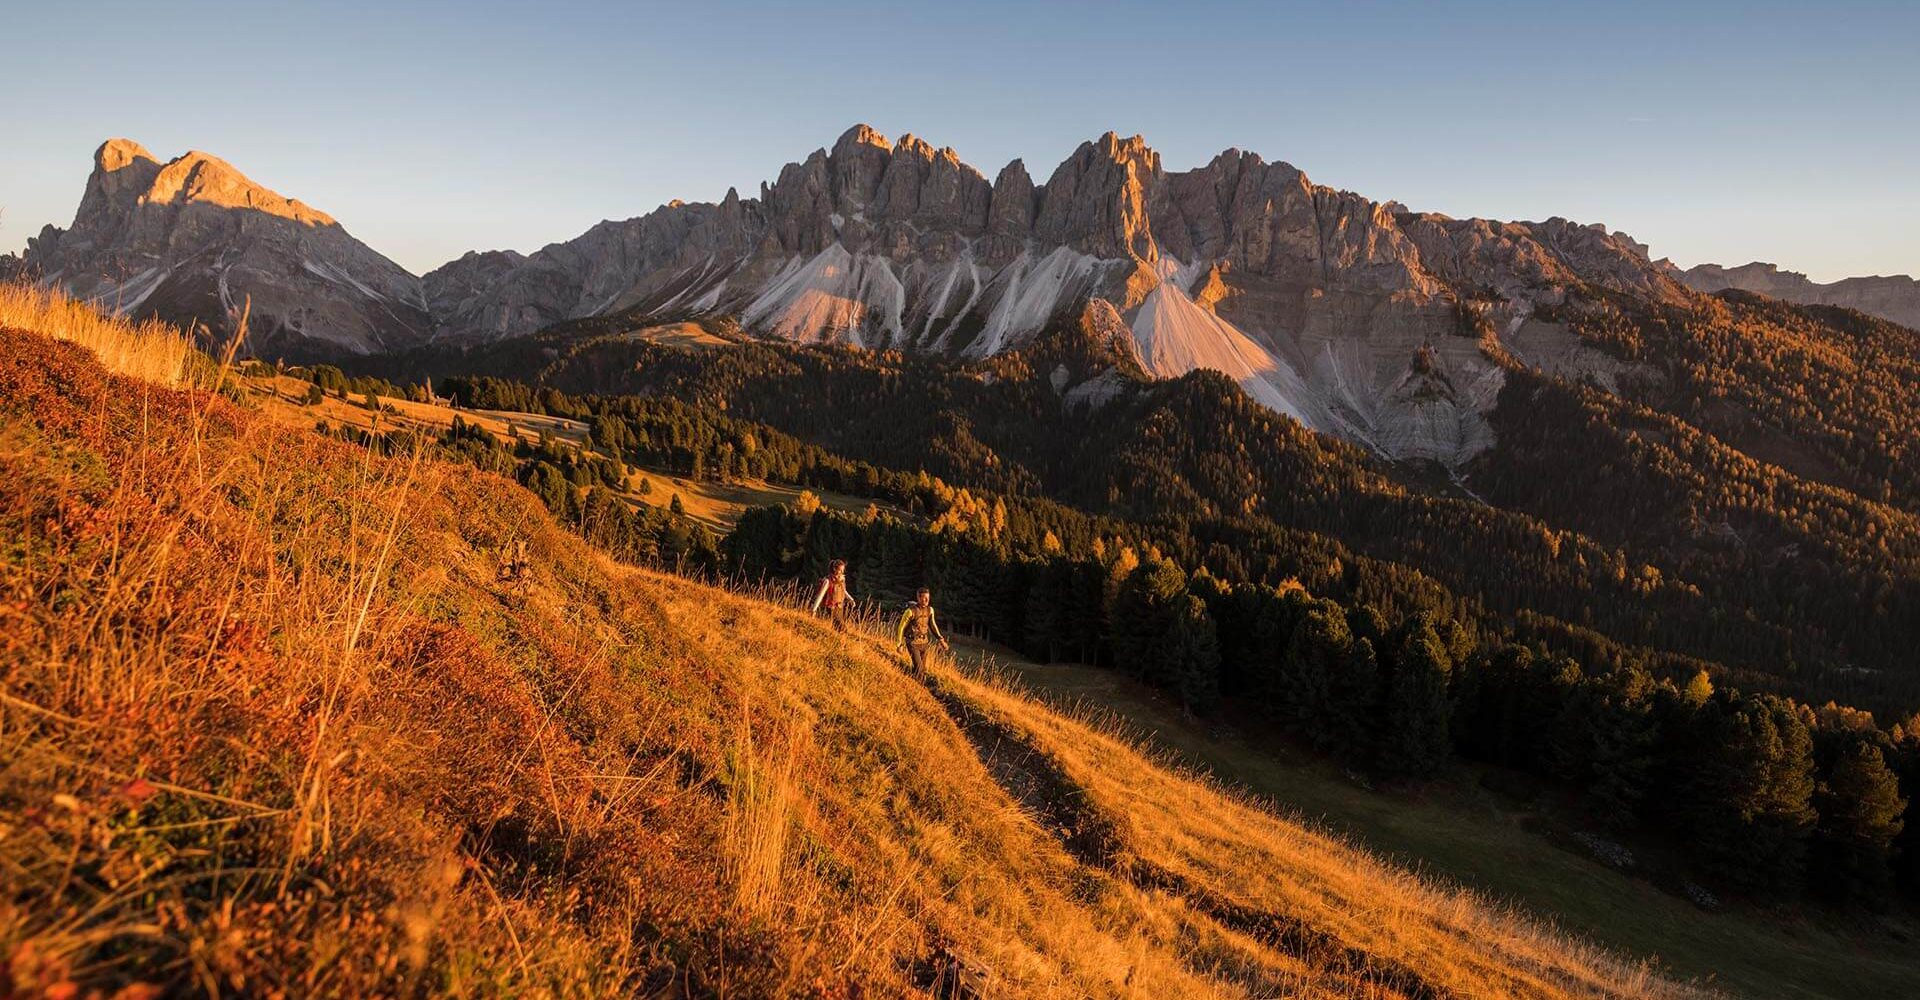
[1272, 597, 1349, 745]
[721, 506, 799, 580]
[1587, 668, 1659, 825]
[1022, 557, 1073, 662]
[1157, 594, 1221, 711]
[1327, 637, 1380, 760]
[1376, 614, 1454, 778]
[1889, 726, 1920, 900]
[1809, 728, 1907, 902]
[1453, 644, 1526, 764]
[1110, 557, 1187, 678]
[1673, 693, 1818, 893]
[1067, 559, 1108, 665]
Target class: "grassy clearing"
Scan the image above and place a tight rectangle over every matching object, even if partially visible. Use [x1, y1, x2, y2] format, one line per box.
[246, 372, 588, 445]
[619, 466, 893, 533]
[964, 648, 1920, 1000]
[246, 371, 892, 534]
[613, 321, 736, 351]
[0, 290, 1707, 997]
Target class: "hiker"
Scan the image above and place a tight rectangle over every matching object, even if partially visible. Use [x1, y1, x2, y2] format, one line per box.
[497, 538, 530, 585]
[894, 587, 949, 677]
[809, 559, 852, 631]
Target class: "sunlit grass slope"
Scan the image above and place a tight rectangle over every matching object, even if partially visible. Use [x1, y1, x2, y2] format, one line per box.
[976, 656, 1920, 1000]
[0, 282, 197, 387]
[0, 294, 1707, 997]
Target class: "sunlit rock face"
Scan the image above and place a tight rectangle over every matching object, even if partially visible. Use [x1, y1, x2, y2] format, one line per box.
[427, 125, 1684, 467]
[1679, 261, 1920, 330]
[27, 139, 431, 358]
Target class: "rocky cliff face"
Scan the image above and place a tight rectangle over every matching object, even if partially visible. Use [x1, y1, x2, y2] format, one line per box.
[1679, 262, 1920, 330]
[26, 140, 431, 358]
[426, 125, 1686, 467]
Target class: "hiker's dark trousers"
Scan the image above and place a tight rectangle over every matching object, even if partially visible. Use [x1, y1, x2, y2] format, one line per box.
[907, 642, 931, 676]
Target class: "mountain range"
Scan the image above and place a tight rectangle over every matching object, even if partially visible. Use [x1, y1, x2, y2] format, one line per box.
[21, 126, 1912, 469]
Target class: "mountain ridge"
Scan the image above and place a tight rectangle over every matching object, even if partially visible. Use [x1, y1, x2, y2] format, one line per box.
[1678, 260, 1920, 329]
[415, 124, 1689, 467]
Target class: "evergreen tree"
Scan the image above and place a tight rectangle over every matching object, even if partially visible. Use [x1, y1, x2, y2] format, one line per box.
[1271, 596, 1349, 746]
[1890, 727, 1920, 899]
[1066, 559, 1108, 664]
[1673, 693, 1818, 893]
[522, 462, 574, 518]
[1454, 643, 1529, 764]
[1327, 636, 1380, 760]
[1376, 614, 1454, 778]
[1022, 557, 1074, 661]
[1586, 667, 1659, 825]
[1098, 544, 1142, 661]
[1110, 557, 1188, 678]
[1156, 594, 1221, 711]
[1809, 727, 1907, 903]
[722, 506, 798, 580]
[590, 415, 627, 453]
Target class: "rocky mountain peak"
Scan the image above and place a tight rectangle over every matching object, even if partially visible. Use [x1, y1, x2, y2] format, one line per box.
[28, 138, 429, 358]
[833, 123, 893, 155]
[893, 133, 935, 160]
[1094, 131, 1161, 174]
[147, 150, 336, 227]
[96, 137, 157, 174]
[989, 159, 1037, 238]
[76, 140, 166, 233]
[1035, 132, 1164, 260]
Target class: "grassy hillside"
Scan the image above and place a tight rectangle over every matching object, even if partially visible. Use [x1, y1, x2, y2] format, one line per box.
[967, 649, 1920, 1000]
[0, 291, 1706, 997]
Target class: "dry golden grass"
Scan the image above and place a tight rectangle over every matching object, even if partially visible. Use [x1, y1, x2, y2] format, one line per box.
[615, 321, 734, 351]
[0, 291, 1713, 998]
[0, 283, 198, 387]
[941, 666, 1717, 1000]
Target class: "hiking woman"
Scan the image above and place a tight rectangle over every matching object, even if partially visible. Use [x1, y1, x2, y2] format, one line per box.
[810, 559, 852, 631]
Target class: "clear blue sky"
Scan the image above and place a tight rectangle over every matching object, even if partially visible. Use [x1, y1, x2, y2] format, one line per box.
[3, 0, 1915, 281]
